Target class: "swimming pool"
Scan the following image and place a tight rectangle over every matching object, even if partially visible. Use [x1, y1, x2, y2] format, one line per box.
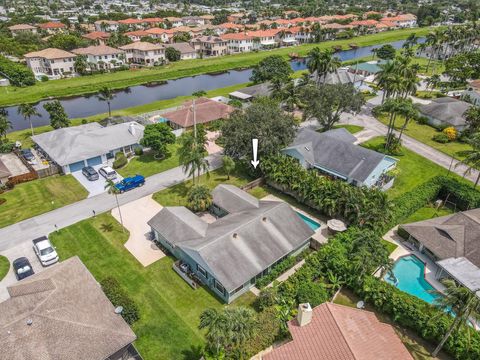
[385, 255, 440, 304]
[296, 212, 321, 231]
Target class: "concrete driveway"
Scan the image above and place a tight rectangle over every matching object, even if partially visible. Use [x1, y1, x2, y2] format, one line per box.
[111, 195, 165, 267]
[72, 164, 123, 198]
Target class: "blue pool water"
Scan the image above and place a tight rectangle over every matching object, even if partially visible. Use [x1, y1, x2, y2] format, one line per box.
[296, 212, 321, 231]
[385, 255, 440, 304]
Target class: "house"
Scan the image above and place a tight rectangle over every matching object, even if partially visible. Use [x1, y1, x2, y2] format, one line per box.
[145, 27, 170, 43]
[165, 42, 197, 60]
[348, 60, 387, 77]
[119, 42, 165, 66]
[0, 256, 137, 360]
[148, 184, 315, 303]
[37, 21, 66, 34]
[165, 17, 184, 27]
[94, 20, 119, 32]
[227, 12, 246, 24]
[181, 16, 205, 27]
[229, 82, 272, 101]
[380, 13, 417, 28]
[31, 122, 144, 174]
[190, 36, 228, 57]
[463, 79, 480, 106]
[8, 24, 37, 36]
[263, 302, 413, 359]
[142, 17, 164, 27]
[24, 48, 77, 79]
[118, 18, 145, 29]
[418, 97, 471, 131]
[82, 31, 111, 45]
[247, 29, 281, 48]
[0, 159, 11, 184]
[124, 30, 150, 42]
[282, 128, 397, 189]
[72, 45, 125, 70]
[312, 68, 365, 88]
[221, 32, 258, 53]
[161, 97, 234, 129]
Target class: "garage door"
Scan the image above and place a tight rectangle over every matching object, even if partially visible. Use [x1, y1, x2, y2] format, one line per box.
[87, 156, 102, 167]
[69, 160, 85, 173]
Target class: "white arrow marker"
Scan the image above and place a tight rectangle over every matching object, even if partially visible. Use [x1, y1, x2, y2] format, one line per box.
[251, 138, 260, 169]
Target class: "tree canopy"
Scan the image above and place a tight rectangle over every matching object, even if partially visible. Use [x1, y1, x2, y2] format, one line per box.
[43, 100, 70, 129]
[250, 55, 293, 84]
[140, 123, 175, 158]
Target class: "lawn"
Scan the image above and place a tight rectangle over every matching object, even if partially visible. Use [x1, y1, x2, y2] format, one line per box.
[0, 175, 88, 228]
[403, 204, 454, 224]
[0, 28, 432, 107]
[0, 255, 9, 281]
[362, 136, 471, 199]
[117, 143, 181, 178]
[382, 239, 398, 254]
[49, 213, 256, 360]
[333, 124, 364, 134]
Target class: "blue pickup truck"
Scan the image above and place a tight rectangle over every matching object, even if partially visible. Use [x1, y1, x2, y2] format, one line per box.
[115, 175, 145, 193]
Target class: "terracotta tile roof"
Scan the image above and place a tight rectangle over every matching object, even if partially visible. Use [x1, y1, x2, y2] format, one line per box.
[350, 19, 379, 27]
[145, 27, 168, 35]
[72, 45, 124, 56]
[82, 31, 111, 40]
[124, 30, 150, 37]
[381, 14, 416, 22]
[247, 29, 282, 37]
[8, 24, 36, 30]
[143, 17, 163, 23]
[162, 97, 234, 128]
[94, 20, 118, 25]
[119, 41, 164, 51]
[217, 22, 244, 29]
[118, 18, 144, 25]
[24, 48, 76, 59]
[221, 32, 254, 41]
[469, 79, 480, 90]
[323, 23, 353, 29]
[264, 303, 413, 360]
[38, 21, 66, 29]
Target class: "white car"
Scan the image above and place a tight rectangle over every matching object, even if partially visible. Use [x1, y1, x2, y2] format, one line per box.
[32, 236, 59, 266]
[99, 166, 117, 180]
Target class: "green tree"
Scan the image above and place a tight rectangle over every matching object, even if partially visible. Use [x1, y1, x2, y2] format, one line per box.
[250, 55, 293, 84]
[140, 123, 175, 159]
[222, 155, 235, 179]
[43, 100, 70, 129]
[165, 46, 181, 62]
[47, 33, 88, 51]
[96, 86, 116, 117]
[456, 133, 480, 187]
[270, 79, 301, 112]
[426, 74, 441, 95]
[173, 32, 191, 43]
[74, 54, 89, 75]
[376, 44, 396, 60]
[177, 126, 209, 184]
[306, 47, 341, 85]
[465, 106, 480, 133]
[17, 103, 40, 136]
[105, 179, 124, 233]
[0, 113, 11, 140]
[186, 185, 212, 212]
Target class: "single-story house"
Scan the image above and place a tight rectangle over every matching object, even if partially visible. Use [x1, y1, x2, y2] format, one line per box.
[161, 97, 235, 129]
[312, 68, 365, 88]
[0, 158, 11, 184]
[229, 82, 272, 101]
[31, 122, 144, 174]
[418, 97, 471, 131]
[264, 302, 413, 359]
[348, 59, 388, 77]
[282, 128, 397, 189]
[0, 256, 137, 360]
[148, 184, 315, 303]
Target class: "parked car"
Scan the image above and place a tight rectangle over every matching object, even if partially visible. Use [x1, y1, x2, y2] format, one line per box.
[115, 175, 145, 193]
[21, 148, 36, 164]
[82, 166, 99, 181]
[99, 166, 117, 180]
[12, 257, 35, 280]
[32, 236, 59, 266]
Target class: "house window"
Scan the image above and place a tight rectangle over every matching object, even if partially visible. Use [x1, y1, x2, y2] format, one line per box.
[197, 264, 208, 278]
[232, 284, 243, 295]
[214, 280, 225, 295]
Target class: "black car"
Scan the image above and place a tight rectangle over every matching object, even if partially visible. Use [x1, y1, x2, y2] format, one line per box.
[21, 149, 35, 163]
[82, 166, 99, 181]
[12, 257, 35, 280]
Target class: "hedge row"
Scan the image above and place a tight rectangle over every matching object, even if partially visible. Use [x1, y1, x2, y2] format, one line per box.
[100, 277, 139, 325]
[0, 56, 35, 86]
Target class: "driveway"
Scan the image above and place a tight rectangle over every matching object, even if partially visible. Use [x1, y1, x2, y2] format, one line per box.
[72, 164, 123, 198]
[111, 195, 165, 267]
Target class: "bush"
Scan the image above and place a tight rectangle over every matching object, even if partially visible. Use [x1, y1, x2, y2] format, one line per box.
[100, 277, 139, 325]
[186, 185, 212, 212]
[40, 75, 49, 82]
[443, 127, 458, 141]
[0, 55, 35, 86]
[134, 147, 143, 156]
[296, 280, 329, 307]
[0, 142, 15, 153]
[243, 307, 281, 357]
[0, 198, 6, 205]
[256, 249, 310, 288]
[433, 133, 450, 143]
[112, 152, 127, 169]
[416, 115, 430, 125]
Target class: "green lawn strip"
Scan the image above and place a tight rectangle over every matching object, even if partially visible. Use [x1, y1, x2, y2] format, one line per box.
[402, 204, 454, 224]
[117, 143, 181, 178]
[0, 175, 88, 229]
[332, 124, 364, 134]
[376, 113, 471, 160]
[0, 28, 432, 107]
[381, 239, 398, 254]
[362, 136, 471, 199]
[0, 255, 10, 281]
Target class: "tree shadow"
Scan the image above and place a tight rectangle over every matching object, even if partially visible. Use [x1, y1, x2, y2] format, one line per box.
[181, 345, 204, 360]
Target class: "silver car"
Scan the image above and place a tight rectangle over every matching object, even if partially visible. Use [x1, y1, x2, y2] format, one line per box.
[99, 166, 117, 180]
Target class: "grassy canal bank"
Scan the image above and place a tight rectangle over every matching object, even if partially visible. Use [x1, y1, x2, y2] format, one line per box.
[0, 28, 432, 107]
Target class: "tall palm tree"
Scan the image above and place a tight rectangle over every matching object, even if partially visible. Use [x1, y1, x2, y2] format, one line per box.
[0, 113, 12, 140]
[426, 74, 441, 95]
[431, 279, 480, 357]
[105, 179, 125, 233]
[17, 103, 41, 136]
[96, 86, 116, 117]
[177, 130, 209, 184]
[306, 47, 340, 85]
[456, 133, 480, 187]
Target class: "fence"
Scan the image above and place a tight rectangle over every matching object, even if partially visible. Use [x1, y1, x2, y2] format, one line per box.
[240, 178, 264, 191]
[37, 165, 61, 178]
[6, 150, 38, 186]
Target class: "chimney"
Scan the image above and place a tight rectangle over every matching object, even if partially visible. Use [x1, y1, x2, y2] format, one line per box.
[128, 122, 135, 136]
[297, 303, 312, 327]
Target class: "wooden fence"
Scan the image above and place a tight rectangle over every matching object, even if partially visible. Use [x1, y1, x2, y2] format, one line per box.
[240, 177, 264, 191]
[6, 150, 38, 186]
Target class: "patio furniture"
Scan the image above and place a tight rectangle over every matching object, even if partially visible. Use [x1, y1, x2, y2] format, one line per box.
[327, 219, 347, 234]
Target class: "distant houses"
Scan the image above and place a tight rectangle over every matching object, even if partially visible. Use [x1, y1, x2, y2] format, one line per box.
[418, 97, 472, 131]
[24, 48, 76, 79]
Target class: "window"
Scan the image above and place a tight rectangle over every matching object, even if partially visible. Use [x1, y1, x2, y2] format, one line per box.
[232, 284, 243, 295]
[197, 264, 207, 278]
[214, 280, 225, 295]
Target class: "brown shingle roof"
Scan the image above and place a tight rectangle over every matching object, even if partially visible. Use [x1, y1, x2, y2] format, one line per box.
[264, 303, 413, 360]
[0, 256, 136, 360]
[72, 44, 124, 56]
[162, 97, 234, 128]
[8, 24, 37, 31]
[119, 41, 164, 51]
[24, 48, 76, 59]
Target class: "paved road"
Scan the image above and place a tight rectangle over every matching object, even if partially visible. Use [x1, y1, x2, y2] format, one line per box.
[0, 153, 222, 252]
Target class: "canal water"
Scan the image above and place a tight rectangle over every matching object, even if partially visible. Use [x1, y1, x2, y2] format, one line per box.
[4, 38, 423, 131]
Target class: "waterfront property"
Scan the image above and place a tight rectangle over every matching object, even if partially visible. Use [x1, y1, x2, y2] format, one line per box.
[148, 184, 315, 303]
[24, 48, 77, 79]
[282, 128, 397, 189]
[31, 122, 144, 174]
[119, 42, 166, 66]
[72, 45, 126, 70]
[229, 82, 272, 101]
[312, 68, 366, 88]
[418, 97, 471, 132]
[165, 42, 197, 60]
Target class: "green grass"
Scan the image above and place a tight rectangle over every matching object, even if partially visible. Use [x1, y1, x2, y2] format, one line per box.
[117, 143, 181, 178]
[0, 175, 88, 228]
[376, 113, 471, 160]
[333, 124, 364, 134]
[362, 136, 471, 199]
[382, 239, 398, 254]
[0, 255, 9, 281]
[403, 204, 454, 224]
[49, 213, 256, 360]
[0, 28, 432, 107]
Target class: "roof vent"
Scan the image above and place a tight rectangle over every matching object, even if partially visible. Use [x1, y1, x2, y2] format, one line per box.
[233, 233, 238, 239]
[128, 123, 136, 136]
[304, 146, 310, 151]
[297, 303, 312, 327]
[114, 306, 124, 314]
[26, 319, 33, 326]
[262, 217, 267, 222]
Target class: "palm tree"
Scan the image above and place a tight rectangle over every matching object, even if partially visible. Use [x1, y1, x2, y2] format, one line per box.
[306, 47, 340, 85]
[426, 74, 441, 95]
[431, 279, 480, 357]
[0, 113, 12, 140]
[17, 103, 41, 136]
[177, 130, 209, 184]
[396, 99, 418, 142]
[96, 86, 116, 117]
[105, 179, 125, 232]
[456, 133, 480, 187]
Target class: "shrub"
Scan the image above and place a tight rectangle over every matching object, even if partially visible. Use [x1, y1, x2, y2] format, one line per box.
[0, 142, 15, 153]
[0, 198, 6, 205]
[40, 75, 49, 82]
[112, 152, 127, 169]
[243, 306, 281, 357]
[134, 146, 143, 156]
[416, 115, 430, 125]
[443, 127, 458, 141]
[100, 277, 139, 325]
[433, 133, 449, 143]
[0, 55, 35, 86]
[186, 185, 212, 212]
[256, 249, 310, 288]
[296, 280, 329, 307]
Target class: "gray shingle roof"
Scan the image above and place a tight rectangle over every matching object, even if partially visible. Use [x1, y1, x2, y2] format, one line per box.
[230, 82, 272, 99]
[148, 186, 314, 291]
[0, 256, 136, 360]
[284, 128, 386, 183]
[166, 42, 196, 54]
[314, 68, 365, 85]
[212, 184, 259, 213]
[31, 122, 144, 166]
[419, 97, 471, 126]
